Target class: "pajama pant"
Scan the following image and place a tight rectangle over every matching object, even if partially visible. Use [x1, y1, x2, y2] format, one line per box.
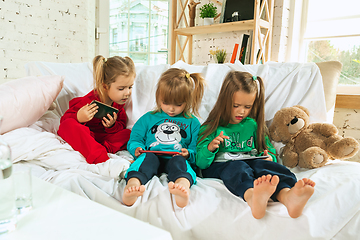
[125, 152, 196, 186]
[58, 118, 131, 164]
[202, 159, 297, 202]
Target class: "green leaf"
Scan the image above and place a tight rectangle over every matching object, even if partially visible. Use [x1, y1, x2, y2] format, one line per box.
[199, 3, 217, 18]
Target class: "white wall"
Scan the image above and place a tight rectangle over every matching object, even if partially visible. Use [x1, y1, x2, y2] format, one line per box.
[0, 0, 96, 84]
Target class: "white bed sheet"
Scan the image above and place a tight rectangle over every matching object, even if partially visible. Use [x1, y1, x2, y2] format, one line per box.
[4, 117, 360, 240]
[12, 60, 359, 240]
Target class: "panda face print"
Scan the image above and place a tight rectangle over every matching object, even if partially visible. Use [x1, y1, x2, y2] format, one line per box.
[151, 122, 187, 145]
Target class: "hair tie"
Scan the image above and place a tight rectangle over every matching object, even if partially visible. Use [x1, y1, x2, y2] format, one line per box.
[252, 75, 260, 97]
[103, 58, 107, 63]
[185, 73, 190, 79]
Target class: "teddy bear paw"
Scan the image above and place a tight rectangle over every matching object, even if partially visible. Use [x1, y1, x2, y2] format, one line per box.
[329, 137, 360, 159]
[299, 147, 328, 169]
[313, 154, 324, 164]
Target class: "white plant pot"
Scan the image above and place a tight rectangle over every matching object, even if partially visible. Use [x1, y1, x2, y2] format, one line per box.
[203, 18, 214, 25]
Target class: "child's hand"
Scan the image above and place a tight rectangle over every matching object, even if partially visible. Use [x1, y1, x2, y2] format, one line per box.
[179, 148, 189, 158]
[102, 112, 117, 128]
[262, 150, 273, 161]
[77, 103, 98, 123]
[135, 147, 143, 157]
[208, 131, 229, 152]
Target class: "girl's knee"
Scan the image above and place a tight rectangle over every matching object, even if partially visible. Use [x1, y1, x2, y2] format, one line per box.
[167, 155, 187, 171]
[59, 118, 85, 134]
[60, 118, 78, 128]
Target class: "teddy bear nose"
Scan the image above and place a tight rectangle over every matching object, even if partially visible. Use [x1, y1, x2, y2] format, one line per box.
[290, 116, 298, 125]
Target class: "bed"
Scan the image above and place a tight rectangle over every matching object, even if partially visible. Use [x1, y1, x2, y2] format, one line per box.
[1, 60, 359, 240]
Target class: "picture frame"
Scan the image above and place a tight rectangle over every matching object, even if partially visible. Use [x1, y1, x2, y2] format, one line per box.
[220, 0, 262, 23]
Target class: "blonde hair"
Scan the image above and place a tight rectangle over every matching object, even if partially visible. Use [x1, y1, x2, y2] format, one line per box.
[153, 68, 205, 117]
[199, 71, 269, 153]
[93, 55, 135, 103]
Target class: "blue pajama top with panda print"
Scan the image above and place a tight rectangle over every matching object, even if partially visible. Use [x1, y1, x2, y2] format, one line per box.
[125, 110, 200, 185]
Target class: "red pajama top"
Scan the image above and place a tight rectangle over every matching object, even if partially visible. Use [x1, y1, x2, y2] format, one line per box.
[60, 90, 128, 133]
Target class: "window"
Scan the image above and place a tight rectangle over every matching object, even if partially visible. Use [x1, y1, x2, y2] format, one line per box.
[305, 37, 360, 94]
[108, 0, 169, 65]
[298, 0, 360, 95]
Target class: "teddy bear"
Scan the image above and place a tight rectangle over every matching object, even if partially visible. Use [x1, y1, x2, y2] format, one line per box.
[269, 105, 360, 169]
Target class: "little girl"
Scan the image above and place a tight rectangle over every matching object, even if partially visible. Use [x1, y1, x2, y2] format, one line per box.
[58, 55, 136, 164]
[196, 71, 315, 219]
[123, 68, 205, 208]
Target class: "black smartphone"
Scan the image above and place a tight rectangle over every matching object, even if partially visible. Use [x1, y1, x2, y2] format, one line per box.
[90, 100, 119, 119]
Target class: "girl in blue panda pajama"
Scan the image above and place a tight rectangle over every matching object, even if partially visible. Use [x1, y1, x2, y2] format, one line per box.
[122, 68, 205, 208]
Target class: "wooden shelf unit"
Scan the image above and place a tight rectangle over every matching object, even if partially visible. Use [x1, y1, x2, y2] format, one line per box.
[169, 0, 274, 65]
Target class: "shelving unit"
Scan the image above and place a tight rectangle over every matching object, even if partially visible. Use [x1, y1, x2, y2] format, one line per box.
[169, 0, 274, 65]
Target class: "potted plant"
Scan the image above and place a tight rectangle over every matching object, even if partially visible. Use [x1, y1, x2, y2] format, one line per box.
[199, 2, 217, 25]
[210, 48, 227, 64]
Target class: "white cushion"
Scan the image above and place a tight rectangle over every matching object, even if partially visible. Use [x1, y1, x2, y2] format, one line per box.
[0, 75, 64, 134]
[25, 62, 94, 117]
[25, 61, 171, 129]
[171, 61, 231, 123]
[125, 64, 170, 129]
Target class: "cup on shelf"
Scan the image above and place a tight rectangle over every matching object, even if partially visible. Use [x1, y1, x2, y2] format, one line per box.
[13, 166, 33, 214]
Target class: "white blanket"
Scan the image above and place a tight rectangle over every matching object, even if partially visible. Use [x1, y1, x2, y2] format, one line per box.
[4, 119, 360, 240]
[12, 60, 357, 240]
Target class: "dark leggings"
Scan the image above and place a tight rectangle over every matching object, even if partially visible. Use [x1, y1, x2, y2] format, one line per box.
[126, 152, 195, 186]
[202, 159, 297, 201]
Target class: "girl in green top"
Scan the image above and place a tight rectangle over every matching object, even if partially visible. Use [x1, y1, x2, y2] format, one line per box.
[196, 71, 315, 219]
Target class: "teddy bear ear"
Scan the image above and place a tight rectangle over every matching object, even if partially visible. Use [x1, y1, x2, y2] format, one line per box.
[293, 105, 310, 116]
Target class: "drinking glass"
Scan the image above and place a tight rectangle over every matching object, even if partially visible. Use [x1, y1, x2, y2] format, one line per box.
[0, 116, 17, 234]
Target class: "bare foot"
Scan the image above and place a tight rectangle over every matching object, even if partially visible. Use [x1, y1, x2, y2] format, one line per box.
[245, 174, 279, 219]
[280, 178, 315, 218]
[168, 181, 190, 208]
[123, 178, 145, 206]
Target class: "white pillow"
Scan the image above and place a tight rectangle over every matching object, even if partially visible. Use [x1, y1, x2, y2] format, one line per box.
[25, 62, 94, 117]
[125, 64, 170, 129]
[171, 61, 231, 123]
[0, 75, 64, 134]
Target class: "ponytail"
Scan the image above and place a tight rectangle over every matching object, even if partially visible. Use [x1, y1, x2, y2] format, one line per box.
[189, 73, 205, 117]
[93, 55, 107, 102]
[252, 76, 267, 153]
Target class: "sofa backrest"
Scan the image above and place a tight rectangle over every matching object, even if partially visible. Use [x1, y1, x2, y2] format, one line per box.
[25, 60, 331, 128]
[315, 61, 342, 112]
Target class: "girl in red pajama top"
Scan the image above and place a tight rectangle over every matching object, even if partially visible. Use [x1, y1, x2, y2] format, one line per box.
[58, 55, 136, 164]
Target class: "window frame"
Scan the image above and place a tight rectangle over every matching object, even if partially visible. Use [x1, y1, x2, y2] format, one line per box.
[287, 0, 360, 109]
[96, 0, 170, 65]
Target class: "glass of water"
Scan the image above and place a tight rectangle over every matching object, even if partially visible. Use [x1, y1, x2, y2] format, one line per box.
[13, 166, 33, 214]
[0, 116, 17, 234]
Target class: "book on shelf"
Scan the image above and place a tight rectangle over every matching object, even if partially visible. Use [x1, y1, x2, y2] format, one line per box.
[230, 43, 239, 64]
[242, 32, 252, 65]
[238, 34, 250, 64]
[257, 49, 263, 64]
